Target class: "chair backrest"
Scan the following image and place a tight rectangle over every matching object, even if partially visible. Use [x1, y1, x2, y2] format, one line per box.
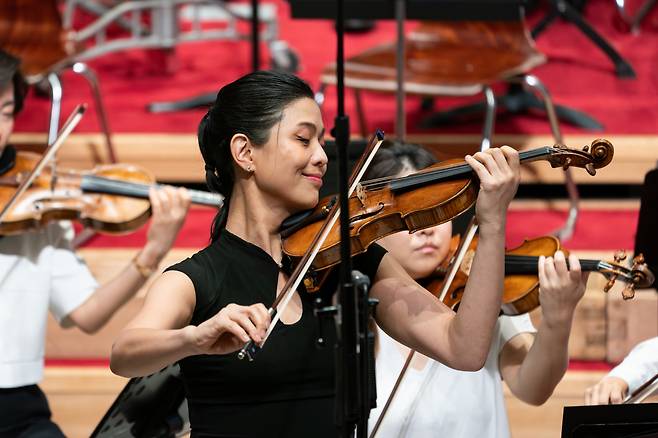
[404, 20, 545, 85]
[0, 0, 70, 78]
[322, 10, 545, 92]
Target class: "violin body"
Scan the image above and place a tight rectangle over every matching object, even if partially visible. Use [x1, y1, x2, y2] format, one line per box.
[0, 151, 151, 235]
[284, 159, 477, 270]
[439, 235, 561, 315]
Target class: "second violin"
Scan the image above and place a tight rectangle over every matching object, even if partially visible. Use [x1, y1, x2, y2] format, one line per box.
[429, 235, 654, 314]
[0, 148, 223, 235]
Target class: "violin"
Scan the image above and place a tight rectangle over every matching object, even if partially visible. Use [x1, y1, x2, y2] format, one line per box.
[0, 147, 223, 235]
[425, 235, 655, 314]
[284, 139, 615, 289]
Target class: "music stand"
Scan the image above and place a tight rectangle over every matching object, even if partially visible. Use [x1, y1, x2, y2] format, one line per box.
[91, 365, 189, 438]
[561, 403, 658, 438]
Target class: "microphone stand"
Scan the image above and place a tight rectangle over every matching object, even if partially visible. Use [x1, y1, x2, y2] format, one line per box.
[328, 0, 377, 436]
[251, 0, 260, 71]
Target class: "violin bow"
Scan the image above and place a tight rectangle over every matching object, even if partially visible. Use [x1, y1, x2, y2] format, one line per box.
[623, 372, 658, 404]
[0, 104, 87, 224]
[238, 130, 385, 361]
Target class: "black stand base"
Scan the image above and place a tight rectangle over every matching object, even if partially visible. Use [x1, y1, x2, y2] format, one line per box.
[532, 0, 636, 78]
[419, 84, 604, 131]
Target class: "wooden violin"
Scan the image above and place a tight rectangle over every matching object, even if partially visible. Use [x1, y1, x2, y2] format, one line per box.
[284, 139, 615, 289]
[0, 147, 223, 235]
[425, 235, 654, 314]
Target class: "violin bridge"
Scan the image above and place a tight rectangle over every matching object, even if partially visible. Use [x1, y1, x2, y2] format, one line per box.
[356, 183, 366, 206]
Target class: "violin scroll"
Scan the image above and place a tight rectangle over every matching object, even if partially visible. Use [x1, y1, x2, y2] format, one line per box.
[625, 253, 655, 299]
[548, 139, 614, 176]
[601, 252, 655, 300]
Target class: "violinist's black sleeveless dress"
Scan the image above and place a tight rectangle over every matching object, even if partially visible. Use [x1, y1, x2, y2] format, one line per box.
[166, 229, 386, 438]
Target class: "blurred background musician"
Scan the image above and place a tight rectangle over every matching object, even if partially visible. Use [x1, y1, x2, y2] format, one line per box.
[584, 336, 658, 405]
[0, 49, 191, 437]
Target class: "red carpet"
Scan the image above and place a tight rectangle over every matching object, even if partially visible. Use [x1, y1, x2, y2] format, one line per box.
[505, 209, 638, 250]
[12, 0, 658, 136]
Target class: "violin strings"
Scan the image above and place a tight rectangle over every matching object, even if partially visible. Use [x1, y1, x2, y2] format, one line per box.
[503, 255, 601, 272]
[361, 147, 553, 193]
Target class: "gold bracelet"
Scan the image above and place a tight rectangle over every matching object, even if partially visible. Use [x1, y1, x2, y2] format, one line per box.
[132, 253, 157, 279]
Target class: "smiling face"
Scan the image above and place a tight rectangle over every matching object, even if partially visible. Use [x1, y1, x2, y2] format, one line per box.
[249, 97, 328, 213]
[377, 167, 453, 280]
[0, 82, 15, 156]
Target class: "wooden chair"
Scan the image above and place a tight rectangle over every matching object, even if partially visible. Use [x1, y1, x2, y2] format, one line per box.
[0, 0, 116, 162]
[319, 20, 545, 144]
[318, 18, 582, 239]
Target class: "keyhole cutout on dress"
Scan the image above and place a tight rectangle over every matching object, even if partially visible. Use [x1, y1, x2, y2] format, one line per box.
[277, 271, 303, 325]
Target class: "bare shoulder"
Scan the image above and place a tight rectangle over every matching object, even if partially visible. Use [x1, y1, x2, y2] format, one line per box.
[126, 270, 197, 330]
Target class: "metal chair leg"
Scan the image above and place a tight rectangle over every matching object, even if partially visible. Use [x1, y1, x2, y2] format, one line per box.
[72, 62, 117, 163]
[514, 74, 580, 241]
[480, 86, 495, 152]
[46, 73, 63, 146]
[616, 0, 657, 33]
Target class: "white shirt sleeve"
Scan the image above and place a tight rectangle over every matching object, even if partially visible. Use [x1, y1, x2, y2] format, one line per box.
[47, 222, 98, 323]
[607, 337, 658, 393]
[497, 313, 537, 354]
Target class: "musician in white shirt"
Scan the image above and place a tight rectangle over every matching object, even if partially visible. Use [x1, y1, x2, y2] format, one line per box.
[585, 336, 658, 404]
[0, 49, 190, 437]
[365, 141, 589, 438]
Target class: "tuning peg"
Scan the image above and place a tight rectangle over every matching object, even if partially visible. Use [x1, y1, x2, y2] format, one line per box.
[622, 283, 636, 300]
[582, 145, 590, 152]
[562, 157, 572, 171]
[614, 250, 627, 263]
[585, 163, 596, 176]
[604, 277, 617, 293]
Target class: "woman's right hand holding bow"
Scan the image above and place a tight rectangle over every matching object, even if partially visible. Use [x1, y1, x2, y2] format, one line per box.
[190, 303, 271, 355]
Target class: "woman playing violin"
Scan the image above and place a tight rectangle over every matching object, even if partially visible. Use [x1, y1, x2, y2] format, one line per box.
[110, 70, 520, 437]
[0, 49, 191, 437]
[365, 141, 589, 438]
